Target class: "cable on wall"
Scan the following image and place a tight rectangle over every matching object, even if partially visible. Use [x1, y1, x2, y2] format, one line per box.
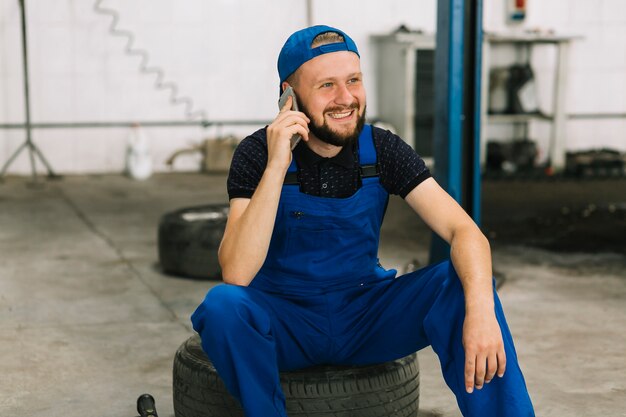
[93, 0, 208, 125]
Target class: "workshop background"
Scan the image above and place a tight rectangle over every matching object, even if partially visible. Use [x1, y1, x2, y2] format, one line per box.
[1, 1, 625, 417]
[1, 0, 625, 172]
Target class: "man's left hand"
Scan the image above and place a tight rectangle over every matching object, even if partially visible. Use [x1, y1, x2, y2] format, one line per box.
[462, 311, 506, 393]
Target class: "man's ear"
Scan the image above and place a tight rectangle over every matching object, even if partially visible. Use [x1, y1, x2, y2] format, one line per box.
[281, 81, 291, 94]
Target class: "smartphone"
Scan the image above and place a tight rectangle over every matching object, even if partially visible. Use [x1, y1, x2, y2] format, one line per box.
[278, 86, 302, 150]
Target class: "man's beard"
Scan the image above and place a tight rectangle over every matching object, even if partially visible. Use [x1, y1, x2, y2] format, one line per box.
[299, 102, 366, 147]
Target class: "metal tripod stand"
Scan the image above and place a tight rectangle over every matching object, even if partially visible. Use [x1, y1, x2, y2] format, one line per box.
[0, 0, 59, 182]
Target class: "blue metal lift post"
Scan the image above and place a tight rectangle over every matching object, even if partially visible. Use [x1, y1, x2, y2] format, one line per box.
[430, 0, 484, 264]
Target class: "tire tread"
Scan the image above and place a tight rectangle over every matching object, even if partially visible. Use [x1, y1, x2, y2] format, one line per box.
[173, 336, 420, 417]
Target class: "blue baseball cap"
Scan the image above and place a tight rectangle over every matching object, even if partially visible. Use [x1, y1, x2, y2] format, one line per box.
[277, 25, 360, 88]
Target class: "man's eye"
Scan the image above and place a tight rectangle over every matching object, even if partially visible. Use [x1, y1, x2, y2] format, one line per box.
[348, 78, 361, 84]
[321, 82, 333, 88]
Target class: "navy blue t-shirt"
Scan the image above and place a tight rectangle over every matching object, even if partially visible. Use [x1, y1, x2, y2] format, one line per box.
[227, 126, 431, 200]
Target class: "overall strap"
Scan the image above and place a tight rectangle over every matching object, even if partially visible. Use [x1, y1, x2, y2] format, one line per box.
[284, 152, 299, 185]
[283, 124, 380, 185]
[357, 124, 380, 179]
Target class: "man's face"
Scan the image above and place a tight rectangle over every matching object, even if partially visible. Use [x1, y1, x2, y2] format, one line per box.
[291, 51, 367, 147]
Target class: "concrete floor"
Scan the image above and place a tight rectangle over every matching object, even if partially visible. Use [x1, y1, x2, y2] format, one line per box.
[1, 173, 625, 417]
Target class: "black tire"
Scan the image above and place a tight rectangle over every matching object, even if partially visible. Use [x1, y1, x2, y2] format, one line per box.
[158, 204, 229, 280]
[173, 335, 420, 417]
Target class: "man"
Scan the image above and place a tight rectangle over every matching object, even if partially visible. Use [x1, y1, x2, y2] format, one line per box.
[192, 25, 535, 417]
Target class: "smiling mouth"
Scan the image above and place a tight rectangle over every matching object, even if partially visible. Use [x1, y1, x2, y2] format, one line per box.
[327, 110, 354, 120]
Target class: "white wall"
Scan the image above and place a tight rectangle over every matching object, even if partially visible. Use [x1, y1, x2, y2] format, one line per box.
[0, 0, 435, 174]
[0, 0, 624, 175]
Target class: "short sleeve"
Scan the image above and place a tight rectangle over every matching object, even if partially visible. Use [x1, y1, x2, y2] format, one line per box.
[227, 128, 269, 200]
[373, 127, 432, 198]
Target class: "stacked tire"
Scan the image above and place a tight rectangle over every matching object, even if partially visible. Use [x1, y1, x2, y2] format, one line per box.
[158, 204, 229, 280]
[173, 335, 420, 417]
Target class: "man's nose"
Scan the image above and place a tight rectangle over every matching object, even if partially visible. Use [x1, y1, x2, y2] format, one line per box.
[334, 84, 354, 106]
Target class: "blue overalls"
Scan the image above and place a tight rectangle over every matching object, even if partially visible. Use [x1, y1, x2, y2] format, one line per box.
[191, 125, 535, 417]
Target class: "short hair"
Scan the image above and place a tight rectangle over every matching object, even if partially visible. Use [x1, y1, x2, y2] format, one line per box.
[311, 31, 345, 48]
[287, 31, 346, 87]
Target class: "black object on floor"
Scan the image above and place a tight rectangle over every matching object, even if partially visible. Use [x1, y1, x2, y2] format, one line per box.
[137, 393, 158, 417]
[158, 204, 229, 280]
[565, 149, 625, 178]
[172, 335, 420, 417]
[486, 139, 539, 174]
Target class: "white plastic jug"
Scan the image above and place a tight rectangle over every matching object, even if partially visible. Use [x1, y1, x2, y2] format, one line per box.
[125, 125, 153, 180]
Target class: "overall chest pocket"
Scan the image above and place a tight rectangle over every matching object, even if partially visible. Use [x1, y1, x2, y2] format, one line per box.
[281, 211, 375, 276]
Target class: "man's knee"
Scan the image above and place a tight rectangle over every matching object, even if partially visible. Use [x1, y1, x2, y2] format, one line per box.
[424, 260, 465, 305]
[192, 284, 270, 337]
[427, 260, 461, 286]
[432, 260, 501, 312]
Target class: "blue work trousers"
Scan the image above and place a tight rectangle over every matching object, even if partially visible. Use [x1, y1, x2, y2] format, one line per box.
[191, 260, 535, 417]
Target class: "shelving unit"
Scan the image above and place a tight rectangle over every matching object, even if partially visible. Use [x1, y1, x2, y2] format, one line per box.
[371, 31, 436, 159]
[480, 31, 582, 172]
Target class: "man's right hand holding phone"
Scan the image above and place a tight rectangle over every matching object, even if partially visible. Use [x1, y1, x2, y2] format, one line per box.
[266, 93, 310, 173]
[219, 92, 310, 285]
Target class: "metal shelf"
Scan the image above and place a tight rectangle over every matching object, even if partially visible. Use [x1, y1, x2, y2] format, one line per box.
[372, 31, 436, 154]
[484, 32, 583, 44]
[479, 31, 582, 171]
[487, 113, 553, 123]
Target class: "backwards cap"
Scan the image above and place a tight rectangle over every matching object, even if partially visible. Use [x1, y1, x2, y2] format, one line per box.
[277, 25, 360, 86]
